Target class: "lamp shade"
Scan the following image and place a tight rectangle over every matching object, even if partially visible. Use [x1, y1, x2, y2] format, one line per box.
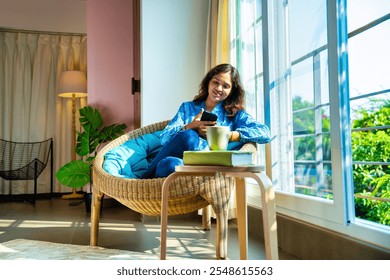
[58, 71, 88, 98]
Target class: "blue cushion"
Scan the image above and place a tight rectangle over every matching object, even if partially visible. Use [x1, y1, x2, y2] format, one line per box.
[227, 141, 244, 150]
[103, 130, 163, 178]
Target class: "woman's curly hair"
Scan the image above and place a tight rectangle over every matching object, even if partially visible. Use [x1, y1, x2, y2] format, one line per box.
[193, 63, 245, 117]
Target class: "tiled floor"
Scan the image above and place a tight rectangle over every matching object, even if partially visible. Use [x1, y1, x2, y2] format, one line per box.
[0, 196, 295, 260]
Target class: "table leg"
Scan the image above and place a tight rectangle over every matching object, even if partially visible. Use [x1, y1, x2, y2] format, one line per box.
[235, 177, 248, 260]
[202, 205, 211, 230]
[249, 172, 279, 260]
[160, 169, 275, 260]
[160, 171, 228, 260]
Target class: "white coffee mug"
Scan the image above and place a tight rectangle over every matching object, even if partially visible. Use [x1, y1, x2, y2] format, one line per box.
[206, 126, 230, 150]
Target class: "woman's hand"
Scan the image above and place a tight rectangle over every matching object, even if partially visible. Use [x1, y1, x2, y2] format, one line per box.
[228, 131, 241, 142]
[185, 109, 216, 138]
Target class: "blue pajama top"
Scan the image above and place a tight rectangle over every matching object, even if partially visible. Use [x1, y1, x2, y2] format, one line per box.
[160, 101, 270, 150]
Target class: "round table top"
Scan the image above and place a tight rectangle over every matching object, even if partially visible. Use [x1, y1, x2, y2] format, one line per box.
[175, 165, 264, 173]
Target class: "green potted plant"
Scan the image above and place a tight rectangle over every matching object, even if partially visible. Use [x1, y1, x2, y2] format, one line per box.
[56, 105, 127, 211]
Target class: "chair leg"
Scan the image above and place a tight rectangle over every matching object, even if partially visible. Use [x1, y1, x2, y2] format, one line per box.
[90, 190, 103, 246]
[214, 207, 229, 260]
[33, 160, 38, 205]
[202, 205, 211, 230]
[235, 177, 247, 260]
[203, 174, 234, 259]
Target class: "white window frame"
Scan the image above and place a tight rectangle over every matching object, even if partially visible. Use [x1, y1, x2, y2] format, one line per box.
[234, 0, 390, 250]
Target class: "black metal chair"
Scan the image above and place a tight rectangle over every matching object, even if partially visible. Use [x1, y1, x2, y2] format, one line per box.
[0, 138, 53, 204]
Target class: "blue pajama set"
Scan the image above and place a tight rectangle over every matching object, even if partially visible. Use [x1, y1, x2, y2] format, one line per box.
[142, 101, 270, 178]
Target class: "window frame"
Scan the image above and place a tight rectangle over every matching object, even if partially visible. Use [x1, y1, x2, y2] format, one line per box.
[233, 0, 390, 250]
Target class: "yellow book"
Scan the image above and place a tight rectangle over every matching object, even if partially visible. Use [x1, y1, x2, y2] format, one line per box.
[183, 150, 254, 166]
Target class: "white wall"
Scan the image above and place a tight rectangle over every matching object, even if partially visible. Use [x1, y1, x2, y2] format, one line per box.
[141, 0, 209, 126]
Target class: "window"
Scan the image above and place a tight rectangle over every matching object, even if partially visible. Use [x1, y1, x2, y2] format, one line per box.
[231, 0, 390, 249]
[347, 0, 390, 226]
[230, 0, 266, 167]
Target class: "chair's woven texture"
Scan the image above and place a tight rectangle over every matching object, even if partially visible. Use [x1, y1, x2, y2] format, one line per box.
[93, 120, 250, 216]
[92, 120, 257, 258]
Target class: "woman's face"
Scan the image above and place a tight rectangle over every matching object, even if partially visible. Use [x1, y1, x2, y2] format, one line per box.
[206, 72, 232, 105]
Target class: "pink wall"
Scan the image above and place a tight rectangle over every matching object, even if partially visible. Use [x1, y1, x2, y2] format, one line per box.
[87, 0, 135, 130]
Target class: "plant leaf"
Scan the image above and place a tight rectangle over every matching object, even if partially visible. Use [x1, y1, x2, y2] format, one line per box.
[79, 106, 103, 131]
[76, 124, 101, 157]
[55, 160, 91, 188]
[75, 131, 91, 156]
[99, 123, 127, 143]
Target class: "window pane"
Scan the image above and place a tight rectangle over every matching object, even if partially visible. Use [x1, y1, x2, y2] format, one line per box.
[347, 0, 390, 226]
[289, 0, 331, 199]
[289, 0, 328, 61]
[348, 21, 390, 98]
[293, 108, 315, 135]
[254, 18, 263, 73]
[347, 0, 390, 31]
[291, 59, 314, 105]
[245, 79, 256, 117]
[294, 136, 315, 160]
[233, 0, 264, 165]
[240, 29, 255, 82]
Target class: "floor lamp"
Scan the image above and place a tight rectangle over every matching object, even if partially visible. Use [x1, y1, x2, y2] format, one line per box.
[58, 70, 88, 199]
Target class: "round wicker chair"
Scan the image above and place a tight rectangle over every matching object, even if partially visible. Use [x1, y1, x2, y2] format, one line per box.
[90, 120, 257, 259]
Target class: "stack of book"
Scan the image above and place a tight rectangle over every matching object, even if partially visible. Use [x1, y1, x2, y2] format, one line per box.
[183, 150, 254, 166]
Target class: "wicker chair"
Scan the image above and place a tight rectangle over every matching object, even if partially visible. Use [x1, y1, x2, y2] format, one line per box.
[90, 120, 256, 259]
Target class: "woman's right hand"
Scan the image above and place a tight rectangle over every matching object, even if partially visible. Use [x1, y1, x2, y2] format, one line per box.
[186, 109, 216, 138]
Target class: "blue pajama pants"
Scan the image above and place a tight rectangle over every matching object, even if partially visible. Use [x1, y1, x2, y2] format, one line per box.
[142, 129, 201, 178]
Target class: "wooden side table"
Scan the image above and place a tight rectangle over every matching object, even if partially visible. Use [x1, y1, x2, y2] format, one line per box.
[160, 165, 279, 260]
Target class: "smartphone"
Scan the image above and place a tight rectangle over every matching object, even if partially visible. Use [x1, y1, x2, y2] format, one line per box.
[200, 111, 218, 121]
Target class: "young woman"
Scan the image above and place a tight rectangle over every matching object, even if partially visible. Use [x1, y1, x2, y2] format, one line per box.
[142, 63, 270, 178]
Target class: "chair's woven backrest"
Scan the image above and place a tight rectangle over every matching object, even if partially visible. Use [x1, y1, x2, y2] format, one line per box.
[0, 138, 53, 180]
[97, 120, 170, 158]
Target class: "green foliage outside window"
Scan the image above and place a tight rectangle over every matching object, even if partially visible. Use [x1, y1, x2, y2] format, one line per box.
[293, 97, 332, 196]
[351, 100, 390, 225]
[293, 97, 331, 161]
[294, 98, 390, 225]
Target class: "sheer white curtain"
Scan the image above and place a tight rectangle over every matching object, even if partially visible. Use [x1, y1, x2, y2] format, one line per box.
[0, 30, 87, 195]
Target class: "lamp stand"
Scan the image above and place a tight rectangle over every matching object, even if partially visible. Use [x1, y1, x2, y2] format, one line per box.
[61, 94, 84, 200]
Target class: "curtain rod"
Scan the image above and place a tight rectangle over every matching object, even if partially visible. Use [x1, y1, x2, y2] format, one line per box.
[0, 27, 86, 37]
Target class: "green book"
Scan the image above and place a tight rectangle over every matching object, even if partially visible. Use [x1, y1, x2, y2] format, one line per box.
[183, 150, 254, 166]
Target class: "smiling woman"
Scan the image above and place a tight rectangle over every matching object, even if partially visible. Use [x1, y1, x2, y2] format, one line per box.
[141, 63, 270, 179]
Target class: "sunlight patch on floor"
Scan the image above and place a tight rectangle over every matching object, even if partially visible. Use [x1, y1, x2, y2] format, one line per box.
[146, 237, 216, 259]
[0, 219, 74, 228]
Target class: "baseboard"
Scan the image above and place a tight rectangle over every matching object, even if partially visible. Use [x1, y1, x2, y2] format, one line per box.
[246, 206, 390, 260]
